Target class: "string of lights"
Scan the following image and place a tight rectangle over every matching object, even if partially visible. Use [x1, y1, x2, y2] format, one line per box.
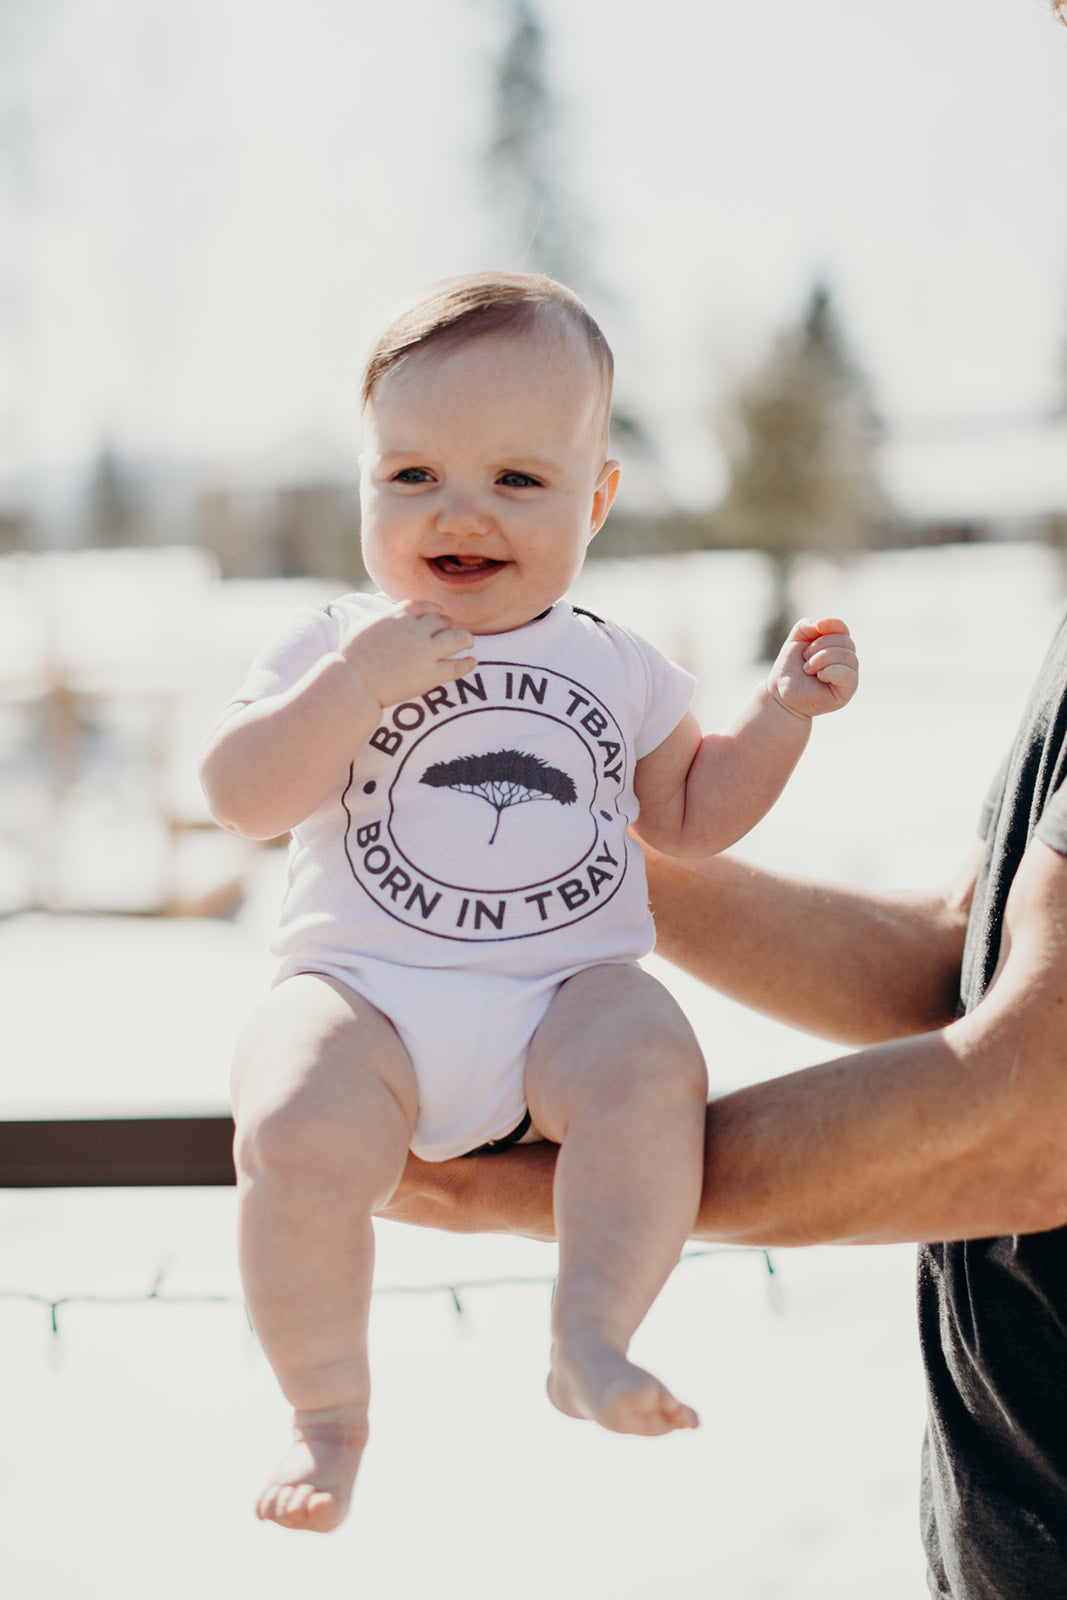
[0, 1246, 779, 1340]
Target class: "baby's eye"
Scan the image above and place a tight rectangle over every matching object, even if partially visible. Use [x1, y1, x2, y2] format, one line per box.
[498, 471, 540, 488]
[392, 467, 433, 484]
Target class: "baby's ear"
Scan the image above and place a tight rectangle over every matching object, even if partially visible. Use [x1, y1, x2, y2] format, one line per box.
[590, 460, 621, 537]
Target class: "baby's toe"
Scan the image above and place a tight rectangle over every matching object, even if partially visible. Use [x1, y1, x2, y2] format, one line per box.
[287, 1483, 314, 1517]
[256, 1485, 281, 1521]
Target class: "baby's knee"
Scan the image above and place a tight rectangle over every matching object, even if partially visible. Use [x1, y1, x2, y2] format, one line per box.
[652, 1033, 708, 1103]
[234, 1094, 350, 1184]
[616, 1013, 707, 1103]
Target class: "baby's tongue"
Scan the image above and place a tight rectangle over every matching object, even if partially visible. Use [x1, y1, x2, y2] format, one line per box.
[439, 554, 497, 570]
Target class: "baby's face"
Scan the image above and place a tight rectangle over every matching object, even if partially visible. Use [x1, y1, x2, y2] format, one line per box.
[359, 324, 619, 635]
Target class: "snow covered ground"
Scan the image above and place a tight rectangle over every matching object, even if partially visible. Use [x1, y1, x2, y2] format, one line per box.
[1, 541, 1063, 1598]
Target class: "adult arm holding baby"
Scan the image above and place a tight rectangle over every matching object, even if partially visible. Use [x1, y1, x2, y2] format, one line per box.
[382, 836, 1028, 1249]
[386, 771, 1067, 1250]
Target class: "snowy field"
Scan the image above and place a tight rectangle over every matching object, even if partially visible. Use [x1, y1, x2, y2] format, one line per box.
[1, 541, 1064, 1599]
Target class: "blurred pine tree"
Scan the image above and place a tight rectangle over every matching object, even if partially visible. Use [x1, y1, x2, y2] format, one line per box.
[716, 282, 885, 658]
[484, 0, 652, 463]
[485, 0, 583, 287]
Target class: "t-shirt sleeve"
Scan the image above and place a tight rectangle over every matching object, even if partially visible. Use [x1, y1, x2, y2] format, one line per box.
[1036, 782, 1067, 858]
[227, 604, 345, 708]
[618, 627, 697, 758]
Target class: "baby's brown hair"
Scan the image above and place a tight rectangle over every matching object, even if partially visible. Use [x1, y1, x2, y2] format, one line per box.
[361, 272, 614, 448]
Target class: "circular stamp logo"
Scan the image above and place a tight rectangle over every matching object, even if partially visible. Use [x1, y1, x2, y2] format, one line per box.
[343, 661, 631, 941]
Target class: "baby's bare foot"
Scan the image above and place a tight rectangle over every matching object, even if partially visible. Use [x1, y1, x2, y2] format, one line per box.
[256, 1407, 368, 1533]
[548, 1333, 699, 1436]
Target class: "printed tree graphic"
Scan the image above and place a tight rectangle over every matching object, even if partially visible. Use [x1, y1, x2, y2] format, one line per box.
[420, 748, 577, 843]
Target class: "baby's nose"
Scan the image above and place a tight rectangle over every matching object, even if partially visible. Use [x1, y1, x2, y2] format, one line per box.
[435, 490, 492, 536]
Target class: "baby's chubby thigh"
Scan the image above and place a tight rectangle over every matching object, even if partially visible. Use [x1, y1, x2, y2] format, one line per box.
[231, 972, 420, 1211]
[524, 963, 708, 1143]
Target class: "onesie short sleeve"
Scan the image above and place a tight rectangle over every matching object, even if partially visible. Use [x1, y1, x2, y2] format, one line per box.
[227, 593, 389, 707]
[608, 622, 696, 759]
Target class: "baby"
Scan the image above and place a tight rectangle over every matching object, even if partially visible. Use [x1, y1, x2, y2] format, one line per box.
[200, 271, 858, 1533]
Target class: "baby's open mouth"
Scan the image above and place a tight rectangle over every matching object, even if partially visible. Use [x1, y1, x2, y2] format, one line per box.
[430, 554, 506, 575]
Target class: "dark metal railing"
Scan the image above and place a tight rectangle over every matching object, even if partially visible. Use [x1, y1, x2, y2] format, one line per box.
[0, 1117, 235, 1186]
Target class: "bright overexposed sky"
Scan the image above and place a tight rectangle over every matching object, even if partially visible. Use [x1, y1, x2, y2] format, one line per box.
[1, 0, 1065, 505]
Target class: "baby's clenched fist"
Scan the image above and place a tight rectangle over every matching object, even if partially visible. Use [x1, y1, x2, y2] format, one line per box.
[340, 599, 476, 709]
[767, 617, 859, 721]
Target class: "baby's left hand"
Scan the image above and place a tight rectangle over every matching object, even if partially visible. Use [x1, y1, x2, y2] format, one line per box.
[768, 617, 858, 719]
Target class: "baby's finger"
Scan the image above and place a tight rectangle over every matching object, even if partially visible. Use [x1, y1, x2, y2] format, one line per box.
[802, 643, 858, 677]
[815, 662, 859, 693]
[439, 651, 479, 679]
[803, 631, 856, 664]
[432, 622, 475, 656]
[792, 615, 850, 644]
[396, 597, 447, 621]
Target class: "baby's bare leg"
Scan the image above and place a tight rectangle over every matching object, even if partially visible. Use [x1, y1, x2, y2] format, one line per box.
[231, 973, 417, 1532]
[525, 965, 707, 1436]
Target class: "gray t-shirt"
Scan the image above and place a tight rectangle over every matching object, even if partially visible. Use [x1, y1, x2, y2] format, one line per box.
[920, 608, 1067, 1598]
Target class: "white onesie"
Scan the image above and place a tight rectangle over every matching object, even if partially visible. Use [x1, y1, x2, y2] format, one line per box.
[232, 595, 696, 1159]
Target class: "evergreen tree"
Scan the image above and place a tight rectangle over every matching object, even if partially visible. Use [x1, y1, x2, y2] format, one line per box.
[485, 0, 583, 286]
[716, 282, 884, 657]
[484, 0, 652, 462]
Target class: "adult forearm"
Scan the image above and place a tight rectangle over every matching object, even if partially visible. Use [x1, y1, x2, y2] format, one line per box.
[383, 1021, 1060, 1252]
[384, 855, 974, 1241]
[696, 1038, 960, 1247]
[647, 846, 975, 1045]
[385, 843, 1067, 1253]
[380, 1145, 559, 1241]
[385, 1026, 1050, 1250]
[696, 991, 1067, 1248]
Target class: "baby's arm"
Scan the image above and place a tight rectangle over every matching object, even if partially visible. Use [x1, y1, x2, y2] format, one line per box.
[633, 617, 857, 858]
[200, 599, 475, 839]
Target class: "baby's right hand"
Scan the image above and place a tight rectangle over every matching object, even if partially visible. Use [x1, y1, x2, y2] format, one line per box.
[340, 599, 476, 709]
